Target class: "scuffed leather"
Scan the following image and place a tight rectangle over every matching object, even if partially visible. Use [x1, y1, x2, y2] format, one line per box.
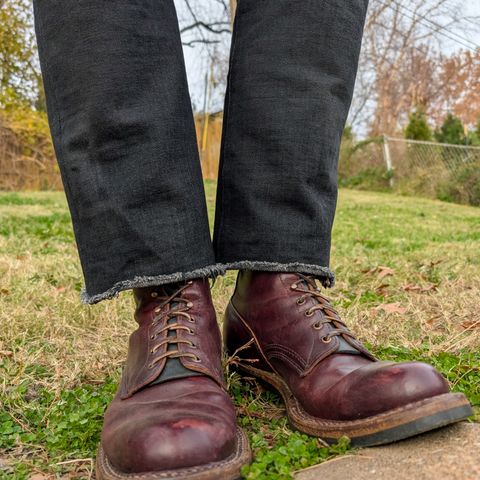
[225, 271, 450, 420]
[102, 279, 237, 473]
[102, 377, 237, 473]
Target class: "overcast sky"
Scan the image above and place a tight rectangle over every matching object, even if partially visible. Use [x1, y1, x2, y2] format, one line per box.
[176, 0, 480, 114]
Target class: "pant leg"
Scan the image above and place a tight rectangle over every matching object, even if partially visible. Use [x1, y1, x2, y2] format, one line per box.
[213, 0, 369, 286]
[33, 0, 220, 304]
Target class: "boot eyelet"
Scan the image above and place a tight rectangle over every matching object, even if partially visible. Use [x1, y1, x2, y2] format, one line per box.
[187, 280, 193, 285]
[154, 307, 161, 314]
[188, 316, 195, 323]
[151, 292, 158, 298]
[150, 334, 155, 340]
[313, 322, 322, 330]
[322, 336, 332, 343]
[188, 328, 195, 335]
[186, 301, 193, 309]
[291, 283, 298, 290]
[305, 310, 314, 317]
[190, 343, 197, 349]
[192, 356, 202, 363]
[148, 364, 154, 369]
[297, 297, 306, 305]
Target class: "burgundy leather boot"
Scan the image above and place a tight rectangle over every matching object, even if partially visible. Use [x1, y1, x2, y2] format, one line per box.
[96, 279, 251, 480]
[224, 271, 473, 447]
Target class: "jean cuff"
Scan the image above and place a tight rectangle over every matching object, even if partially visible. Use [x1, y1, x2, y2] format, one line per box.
[80, 264, 226, 304]
[220, 261, 335, 288]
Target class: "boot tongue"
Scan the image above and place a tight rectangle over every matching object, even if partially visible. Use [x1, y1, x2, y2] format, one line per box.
[150, 282, 203, 386]
[336, 337, 361, 355]
[157, 282, 182, 297]
[297, 277, 361, 356]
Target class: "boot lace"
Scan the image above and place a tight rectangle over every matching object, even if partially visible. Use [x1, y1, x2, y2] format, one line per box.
[291, 273, 357, 344]
[147, 281, 200, 369]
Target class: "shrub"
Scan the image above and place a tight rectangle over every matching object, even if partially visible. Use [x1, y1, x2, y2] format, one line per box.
[0, 108, 58, 190]
[436, 163, 480, 206]
[405, 107, 432, 141]
[435, 113, 466, 145]
[339, 166, 391, 191]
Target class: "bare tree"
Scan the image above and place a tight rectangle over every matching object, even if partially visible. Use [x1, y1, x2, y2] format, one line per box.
[229, 0, 237, 23]
[179, 0, 231, 47]
[350, 0, 480, 136]
[176, 0, 232, 111]
[0, 0, 39, 108]
[430, 49, 480, 127]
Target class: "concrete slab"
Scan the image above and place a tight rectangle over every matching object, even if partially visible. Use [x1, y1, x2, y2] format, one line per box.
[295, 423, 480, 480]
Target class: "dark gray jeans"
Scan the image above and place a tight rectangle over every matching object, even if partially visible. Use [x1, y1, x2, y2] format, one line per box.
[33, 0, 369, 304]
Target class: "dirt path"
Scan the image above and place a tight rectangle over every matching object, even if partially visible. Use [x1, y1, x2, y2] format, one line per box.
[295, 423, 480, 480]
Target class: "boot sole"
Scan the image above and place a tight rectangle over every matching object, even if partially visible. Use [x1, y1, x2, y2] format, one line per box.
[95, 427, 251, 480]
[236, 362, 473, 447]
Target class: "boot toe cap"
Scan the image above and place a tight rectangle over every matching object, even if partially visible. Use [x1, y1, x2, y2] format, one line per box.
[105, 416, 236, 473]
[330, 361, 450, 420]
[101, 378, 238, 474]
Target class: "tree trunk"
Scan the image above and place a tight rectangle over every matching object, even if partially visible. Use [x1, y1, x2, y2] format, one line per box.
[229, 0, 237, 24]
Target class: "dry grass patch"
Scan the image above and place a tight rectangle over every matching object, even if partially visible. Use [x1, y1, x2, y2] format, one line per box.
[0, 184, 479, 479]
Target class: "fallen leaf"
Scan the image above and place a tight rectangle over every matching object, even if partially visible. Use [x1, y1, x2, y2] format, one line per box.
[460, 320, 480, 330]
[377, 266, 395, 280]
[375, 302, 407, 315]
[375, 283, 391, 296]
[363, 265, 395, 279]
[403, 283, 438, 293]
[425, 316, 442, 327]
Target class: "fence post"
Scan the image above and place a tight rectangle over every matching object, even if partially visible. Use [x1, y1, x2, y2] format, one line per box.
[382, 135, 394, 187]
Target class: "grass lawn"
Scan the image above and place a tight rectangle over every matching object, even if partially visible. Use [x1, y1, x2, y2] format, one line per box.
[0, 182, 479, 479]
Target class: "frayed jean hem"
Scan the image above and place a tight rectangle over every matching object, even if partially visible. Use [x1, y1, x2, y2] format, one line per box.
[80, 264, 226, 304]
[219, 260, 335, 288]
[81, 260, 335, 304]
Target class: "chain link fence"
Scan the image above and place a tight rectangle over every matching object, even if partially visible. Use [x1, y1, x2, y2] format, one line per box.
[339, 136, 480, 206]
[2, 117, 480, 206]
